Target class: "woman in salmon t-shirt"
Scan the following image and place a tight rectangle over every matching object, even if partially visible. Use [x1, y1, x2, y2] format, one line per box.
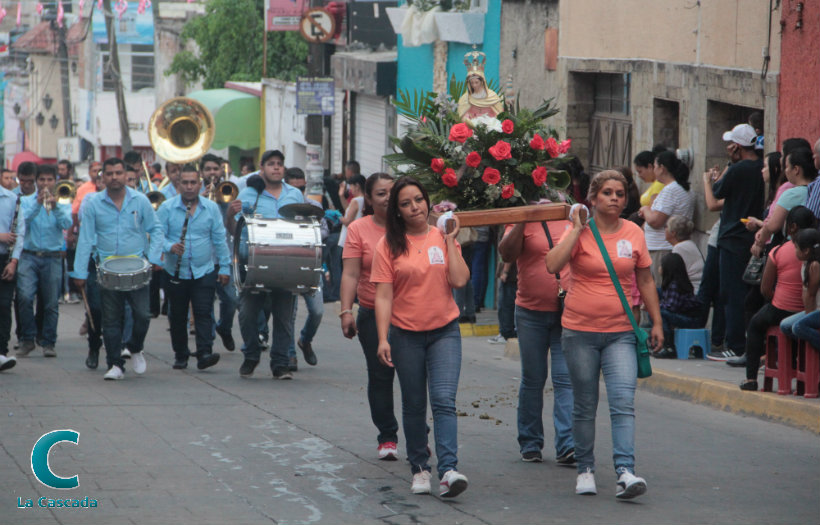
[371, 177, 471, 498]
[498, 218, 575, 465]
[546, 170, 663, 500]
[339, 172, 399, 461]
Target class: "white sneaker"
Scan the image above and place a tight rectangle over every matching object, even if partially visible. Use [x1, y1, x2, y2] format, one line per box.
[411, 471, 431, 495]
[131, 352, 147, 375]
[616, 471, 647, 499]
[487, 334, 506, 344]
[439, 470, 468, 498]
[121, 347, 132, 358]
[576, 468, 597, 495]
[0, 354, 17, 372]
[103, 365, 124, 380]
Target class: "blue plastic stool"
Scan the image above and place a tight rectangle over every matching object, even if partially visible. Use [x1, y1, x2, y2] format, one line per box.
[674, 329, 710, 359]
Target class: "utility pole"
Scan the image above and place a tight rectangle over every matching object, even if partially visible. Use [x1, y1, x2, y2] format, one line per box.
[55, 22, 72, 136]
[103, 0, 132, 152]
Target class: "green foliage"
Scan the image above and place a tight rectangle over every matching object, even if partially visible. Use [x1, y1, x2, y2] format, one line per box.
[166, 0, 309, 88]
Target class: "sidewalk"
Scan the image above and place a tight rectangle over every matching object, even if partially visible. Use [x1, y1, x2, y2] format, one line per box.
[463, 310, 820, 435]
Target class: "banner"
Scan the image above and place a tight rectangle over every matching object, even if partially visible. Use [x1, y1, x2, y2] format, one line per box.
[296, 77, 335, 116]
[92, 3, 154, 45]
[267, 0, 308, 31]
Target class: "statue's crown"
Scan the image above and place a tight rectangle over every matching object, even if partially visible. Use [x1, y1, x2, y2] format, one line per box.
[463, 46, 486, 75]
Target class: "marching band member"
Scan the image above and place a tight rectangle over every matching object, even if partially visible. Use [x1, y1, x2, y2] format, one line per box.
[156, 164, 230, 370]
[71, 158, 164, 380]
[0, 181, 25, 372]
[159, 162, 181, 200]
[0, 169, 16, 191]
[16, 165, 72, 359]
[14, 162, 37, 197]
[372, 177, 471, 498]
[226, 150, 305, 379]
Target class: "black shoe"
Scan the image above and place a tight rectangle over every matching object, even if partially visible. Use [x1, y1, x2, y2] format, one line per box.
[555, 448, 576, 466]
[217, 330, 235, 351]
[739, 380, 758, 391]
[172, 359, 188, 370]
[289, 356, 298, 372]
[726, 355, 747, 367]
[239, 359, 259, 378]
[272, 366, 293, 380]
[522, 450, 543, 462]
[85, 351, 99, 370]
[653, 347, 677, 359]
[298, 339, 317, 366]
[197, 353, 220, 370]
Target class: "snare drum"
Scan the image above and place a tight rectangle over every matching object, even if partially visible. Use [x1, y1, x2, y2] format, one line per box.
[233, 216, 322, 293]
[97, 257, 152, 291]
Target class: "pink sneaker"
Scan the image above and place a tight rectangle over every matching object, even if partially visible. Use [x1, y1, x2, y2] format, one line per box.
[377, 441, 398, 461]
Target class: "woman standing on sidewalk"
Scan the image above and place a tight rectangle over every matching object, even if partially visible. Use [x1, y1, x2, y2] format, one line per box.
[372, 177, 471, 498]
[339, 172, 400, 461]
[499, 216, 575, 465]
[546, 170, 663, 500]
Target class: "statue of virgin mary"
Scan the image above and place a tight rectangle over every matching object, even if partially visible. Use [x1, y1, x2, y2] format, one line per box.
[457, 49, 504, 121]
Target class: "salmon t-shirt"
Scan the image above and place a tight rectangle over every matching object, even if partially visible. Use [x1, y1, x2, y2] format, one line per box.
[370, 228, 461, 331]
[769, 242, 803, 312]
[342, 215, 384, 309]
[504, 221, 572, 312]
[561, 220, 651, 333]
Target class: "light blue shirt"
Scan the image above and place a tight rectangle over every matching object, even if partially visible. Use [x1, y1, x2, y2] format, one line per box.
[235, 181, 305, 220]
[160, 184, 178, 200]
[21, 193, 72, 252]
[0, 186, 25, 260]
[71, 187, 164, 280]
[156, 195, 231, 280]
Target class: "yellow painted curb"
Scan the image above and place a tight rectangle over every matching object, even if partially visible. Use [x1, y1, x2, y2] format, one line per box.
[459, 323, 474, 337]
[639, 369, 820, 435]
[459, 323, 500, 337]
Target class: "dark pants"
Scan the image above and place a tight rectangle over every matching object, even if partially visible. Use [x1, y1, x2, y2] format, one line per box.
[497, 279, 517, 339]
[85, 262, 103, 355]
[697, 244, 725, 346]
[323, 231, 342, 302]
[0, 256, 14, 355]
[471, 240, 489, 308]
[357, 306, 399, 444]
[149, 269, 162, 317]
[745, 303, 795, 380]
[718, 247, 751, 354]
[239, 288, 294, 370]
[165, 270, 217, 362]
[660, 309, 702, 347]
[100, 284, 151, 371]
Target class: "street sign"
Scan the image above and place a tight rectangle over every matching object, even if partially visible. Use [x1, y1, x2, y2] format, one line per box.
[299, 8, 336, 44]
[296, 77, 335, 116]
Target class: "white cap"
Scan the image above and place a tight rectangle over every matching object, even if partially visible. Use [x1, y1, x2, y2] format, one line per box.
[722, 124, 757, 147]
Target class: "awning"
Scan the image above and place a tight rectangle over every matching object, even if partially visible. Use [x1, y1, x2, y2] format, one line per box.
[11, 151, 46, 171]
[187, 89, 260, 151]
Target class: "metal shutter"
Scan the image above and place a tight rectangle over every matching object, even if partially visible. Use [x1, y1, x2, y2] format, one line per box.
[354, 94, 389, 176]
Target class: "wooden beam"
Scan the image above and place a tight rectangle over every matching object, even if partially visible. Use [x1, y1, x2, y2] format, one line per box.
[455, 203, 570, 227]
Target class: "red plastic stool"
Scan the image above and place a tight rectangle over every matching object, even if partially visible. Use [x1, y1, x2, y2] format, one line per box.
[762, 327, 796, 395]
[795, 341, 820, 398]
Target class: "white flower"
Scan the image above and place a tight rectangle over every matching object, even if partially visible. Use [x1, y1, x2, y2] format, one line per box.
[469, 115, 503, 133]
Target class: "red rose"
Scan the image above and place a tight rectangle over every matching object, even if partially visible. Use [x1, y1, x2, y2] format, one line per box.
[465, 151, 482, 168]
[502, 119, 514, 134]
[482, 167, 501, 185]
[531, 166, 547, 186]
[442, 168, 458, 187]
[544, 137, 560, 157]
[501, 183, 515, 199]
[488, 140, 512, 161]
[431, 158, 445, 173]
[449, 123, 474, 143]
[558, 139, 572, 154]
[530, 134, 545, 150]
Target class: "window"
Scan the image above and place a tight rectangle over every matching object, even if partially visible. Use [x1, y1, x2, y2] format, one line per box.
[130, 44, 154, 91]
[594, 73, 630, 115]
[97, 43, 155, 92]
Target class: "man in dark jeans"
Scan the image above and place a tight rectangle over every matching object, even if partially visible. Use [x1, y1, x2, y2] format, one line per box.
[705, 123, 764, 361]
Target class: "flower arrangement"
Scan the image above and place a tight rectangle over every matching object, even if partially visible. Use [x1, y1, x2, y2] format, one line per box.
[386, 77, 573, 211]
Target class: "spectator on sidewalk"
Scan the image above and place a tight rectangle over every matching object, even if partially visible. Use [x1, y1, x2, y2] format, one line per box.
[652, 253, 702, 359]
[666, 215, 703, 291]
[780, 228, 820, 354]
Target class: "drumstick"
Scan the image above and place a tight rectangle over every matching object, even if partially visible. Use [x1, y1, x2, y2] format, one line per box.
[79, 287, 96, 334]
[172, 204, 192, 283]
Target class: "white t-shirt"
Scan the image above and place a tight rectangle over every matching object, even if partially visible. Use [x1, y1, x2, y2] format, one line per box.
[339, 195, 364, 247]
[645, 181, 694, 250]
[672, 240, 704, 292]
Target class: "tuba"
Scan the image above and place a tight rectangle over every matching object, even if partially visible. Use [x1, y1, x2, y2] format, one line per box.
[148, 97, 215, 165]
[213, 180, 239, 204]
[55, 180, 76, 205]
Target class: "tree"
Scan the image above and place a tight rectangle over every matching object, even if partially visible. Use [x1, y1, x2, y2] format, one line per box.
[167, 0, 309, 88]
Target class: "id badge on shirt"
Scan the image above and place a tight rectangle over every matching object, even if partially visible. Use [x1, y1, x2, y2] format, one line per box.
[616, 240, 633, 258]
[428, 246, 445, 265]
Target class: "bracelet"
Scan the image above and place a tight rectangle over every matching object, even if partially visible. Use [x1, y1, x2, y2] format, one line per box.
[339, 309, 353, 317]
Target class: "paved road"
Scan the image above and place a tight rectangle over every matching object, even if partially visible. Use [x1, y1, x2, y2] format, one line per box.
[1, 303, 818, 524]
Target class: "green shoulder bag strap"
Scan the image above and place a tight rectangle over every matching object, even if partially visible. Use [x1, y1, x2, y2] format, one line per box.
[588, 218, 652, 377]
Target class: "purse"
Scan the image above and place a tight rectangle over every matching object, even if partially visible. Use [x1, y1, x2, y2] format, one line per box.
[541, 222, 566, 313]
[742, 255, 766, 285]
[588, 218, 653, 379]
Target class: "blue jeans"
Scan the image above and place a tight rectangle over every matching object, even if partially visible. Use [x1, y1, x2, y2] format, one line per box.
[164, 270, 217, 361]
[390, 319, 461, 479]
[100, 284, 151, 370]
[497, 280, 517, 339]
[471, 240, 489, 308]
[239, 288, 293, 369]
[357, 306, 399, 444]
[288, 286, 324, 358]
[16, 253, 61, 346]
[562, 328, 638, 476]
[515, 306, 573, 457]
[697, 244, 725, 346]
[659, 308, 702, 346]
[718, 247, 751, 354]
[787, 310, 820, 350]
[214, 267, 237, 337]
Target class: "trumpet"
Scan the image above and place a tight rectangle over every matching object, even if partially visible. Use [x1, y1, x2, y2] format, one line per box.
[210, 180, 239, 204]
[55, 180, 76, 205]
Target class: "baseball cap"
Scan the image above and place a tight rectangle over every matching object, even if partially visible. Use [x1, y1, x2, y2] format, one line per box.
[722, 124, 757, 147]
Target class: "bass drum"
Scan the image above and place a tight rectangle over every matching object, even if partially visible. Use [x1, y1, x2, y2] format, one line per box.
[233, 216, 323, 293]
